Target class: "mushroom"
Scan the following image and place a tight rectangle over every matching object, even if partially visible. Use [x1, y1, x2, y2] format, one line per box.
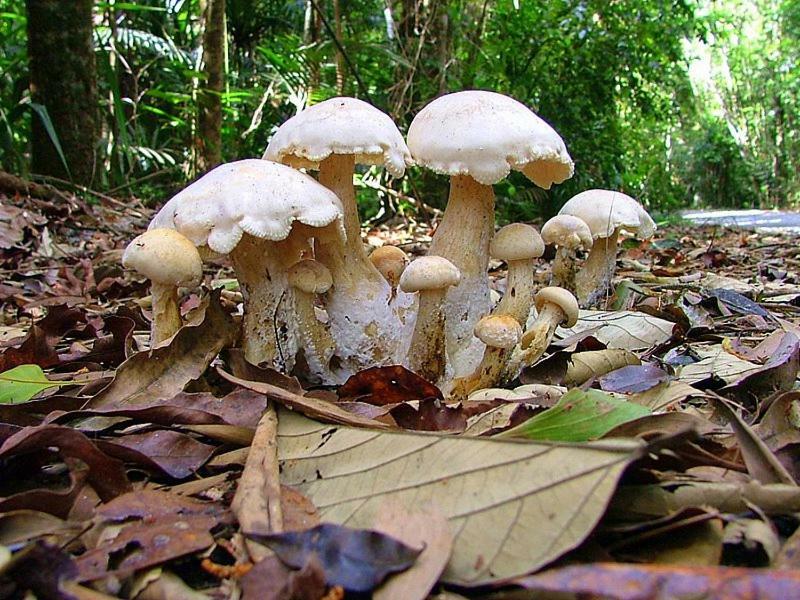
[398, 256, 460, 384]
[541, 214, 592, 293]
[148, 159, 343, 371]
[407, 91, 573, 377]
[449, 314, 523, 401]
[490, 223, 545, 325]
[369, 245, 409, 301]
[122, 228, 202, 345]
[287, 259, 340, 384]
[557, 190, 656, 307]
[264, 97, 414, 369]
[510, 287, 579, 375]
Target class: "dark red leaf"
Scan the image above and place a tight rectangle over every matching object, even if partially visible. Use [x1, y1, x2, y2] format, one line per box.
[2, 541, 78, 600]
[338, 365, 443, 405]
[97, 430, 216, 479]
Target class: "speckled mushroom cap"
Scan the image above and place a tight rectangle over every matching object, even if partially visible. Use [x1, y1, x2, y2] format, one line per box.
[123, 228, 202, 287]
[148, 159, 344, 255]
[558, 189, 656, 240]
[287, 260, 333, 294]
[541, 215, 593, 250]
[534, 287, 579, 328]
[398, 256, 460, 293]
[407, 90, 574, 188]
[369, 245, 409, 283]
[490, 223, 545, 262]
[263, 97, 412, 178]
[473, 314, 523, 350]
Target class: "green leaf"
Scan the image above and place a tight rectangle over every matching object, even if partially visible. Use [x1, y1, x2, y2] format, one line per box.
[26, 101, 72, 180]
[0, 365, 63, 404]
[498, 388, 651, 442]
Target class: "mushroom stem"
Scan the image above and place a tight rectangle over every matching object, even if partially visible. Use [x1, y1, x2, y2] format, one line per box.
[551, 247, 578, 293]
[293, 289, 338, 382]
[575, 228, 620, 306]
[230, 235, 306, 369]
[407, 289, 448, 383]
[318, 154, 368, 262]
[518, 303, 567, 365]
[149, 282, 182, 344]
[495, 259, 536, 325]
[449, 346, 513, 402]
[428, 175, 495, 375]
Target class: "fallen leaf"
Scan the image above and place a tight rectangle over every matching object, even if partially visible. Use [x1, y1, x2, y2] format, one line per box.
[96, 489, 229, 523]
[723, 517, 780, 567]
[250, 523, 422, 593]
[2, 540, 78, 600]
[599, 363, 670, 393]
[372, 501, 453, 600]
[87, 291, 237, 408]
[559, 310, 675, 351]
[240, 555, 326, 600]
[677, 345, 763, 386]
[0, 364, 66, 404]
[277, 410, 642, 584]
[338, 366, 443, 405]
[512, 562, 800, 598]
[0, 510, 84, 547]
[97, 430, 216, 479]
[498, 388, 651, 442]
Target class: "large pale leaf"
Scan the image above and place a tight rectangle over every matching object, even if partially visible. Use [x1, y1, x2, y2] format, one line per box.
[277, 411, 641, 585]
[559, 310, 674, 350]
[677, 345, 761, 385]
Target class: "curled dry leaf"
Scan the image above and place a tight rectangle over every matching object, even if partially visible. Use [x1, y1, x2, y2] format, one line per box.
[276, 410, 642, 585]
[249, 522, 422, 593]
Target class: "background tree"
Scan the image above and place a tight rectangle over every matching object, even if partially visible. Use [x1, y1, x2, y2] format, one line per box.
[25, 0, 98, 185]
[197, 0, 226, 172]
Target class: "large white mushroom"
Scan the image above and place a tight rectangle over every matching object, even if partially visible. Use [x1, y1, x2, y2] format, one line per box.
[264, 97, 414, 370]
[122, 228, 202, 345]
[149, 159, 344, 372]
[407, 90, 573, 377]
[558, 189, 656, 306]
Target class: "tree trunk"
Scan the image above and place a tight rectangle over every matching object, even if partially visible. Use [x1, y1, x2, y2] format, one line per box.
[333, 0, 346, 94]
[198, 0, 225, 173]
[26, 0, 98, 186]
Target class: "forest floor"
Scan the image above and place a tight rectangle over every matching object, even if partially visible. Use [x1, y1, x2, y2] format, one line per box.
[1, 181, 800, 598]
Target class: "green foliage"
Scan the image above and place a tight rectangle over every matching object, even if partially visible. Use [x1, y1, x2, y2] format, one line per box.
[499, 388, 651, 442]
[0, 0, 796, 212]
[0, 364, 63, 404]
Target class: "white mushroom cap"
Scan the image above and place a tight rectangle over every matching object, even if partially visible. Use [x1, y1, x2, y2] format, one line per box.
[534, 287, 579, 328]
[148, 159, 344, 254]
[407, 90, 574, 187]
[123, 228, 202, 287]
[263, 97, 412, 178]
[541, 215, 593, 250]
[399, 256, 460, 293]
[490, 223, 545, 262]
[473, 314, 523, 349]
[558, 189, 656, 240]
[287, 260, 333, 294]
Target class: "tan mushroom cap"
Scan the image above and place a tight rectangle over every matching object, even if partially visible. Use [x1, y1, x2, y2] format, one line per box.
[263, 97, 412, 178]
[148, 159, 344, 255]
[490, 223, 545, 262]
[399, 256, 460, 293]
[123, 228, 202, 287]
[558, 189, 656, 240]
[534, 287, 579, 328]
[407, 90, 574, 187]
[287, 260, 333, 294]
[369, 246, 409, 284]
[473, 314, 523, 350]
[541, 215, 593, 250]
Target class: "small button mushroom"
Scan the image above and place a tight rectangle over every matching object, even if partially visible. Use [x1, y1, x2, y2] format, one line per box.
[122, 228, 202, 345]
[558, 190, 656, 307]
[490, 223, 545, 325]
[541, 215, 593, 293]
[509, 287, 579, 376]
[408, 91, 574, 378]
[369, 245, 409, 300]
[449, 314, 523, 401]
[399, 256, 460, 384]
[287, 259, 340, 384]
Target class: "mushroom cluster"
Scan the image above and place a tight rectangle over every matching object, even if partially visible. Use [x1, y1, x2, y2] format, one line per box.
[124, 91, 655, 397]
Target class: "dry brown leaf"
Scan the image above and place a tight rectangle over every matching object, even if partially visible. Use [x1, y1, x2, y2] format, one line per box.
[559, 310, 674, 350]
[276, 410, 641, 585]
[372, 501, 453, 600]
